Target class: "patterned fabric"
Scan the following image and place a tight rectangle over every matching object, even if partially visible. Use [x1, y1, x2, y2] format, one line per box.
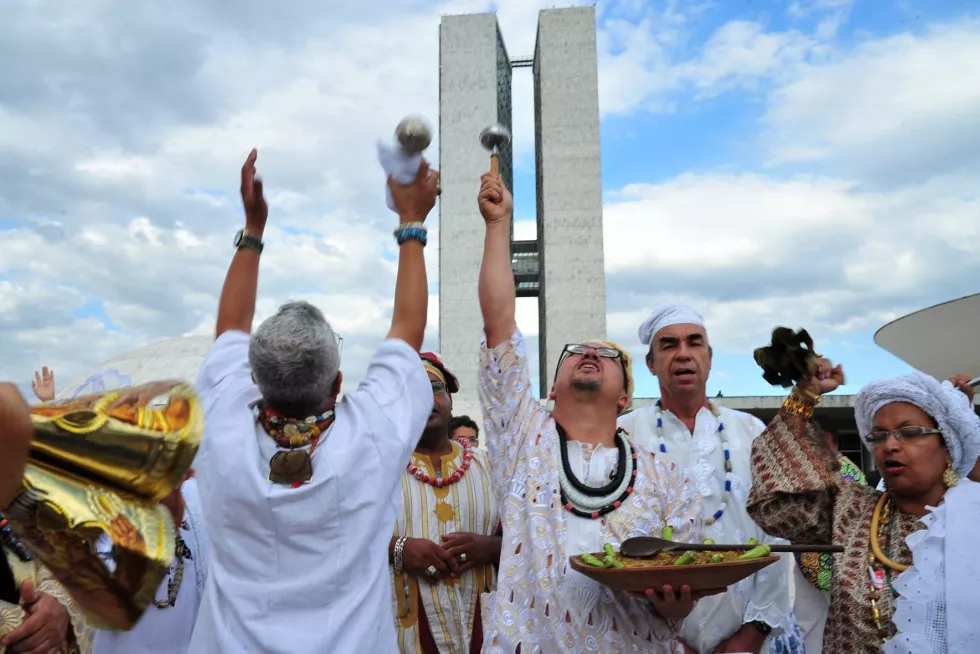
[798, 454, 868, 592]
[838, 455, 867, 485]
[478, 330, 703, 654]
[1, 550, 94, 653]
[391, 443, 498, 654]
[747, 409, 921, 653]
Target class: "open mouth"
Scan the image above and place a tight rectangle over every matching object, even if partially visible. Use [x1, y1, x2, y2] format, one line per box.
[576, 360, 600, 373]
[673, 368, 696, 379]
[883, 459, 906, 474]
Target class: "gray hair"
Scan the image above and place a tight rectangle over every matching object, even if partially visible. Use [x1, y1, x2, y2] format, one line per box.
[249, 301, 340, 414]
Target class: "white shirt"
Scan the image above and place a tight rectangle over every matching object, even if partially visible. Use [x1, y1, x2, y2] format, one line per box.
[92, 477, 210, 654]
[188, 331, 432, 653]
[619, 404, 793, 654]
[479, 331, 703, 653]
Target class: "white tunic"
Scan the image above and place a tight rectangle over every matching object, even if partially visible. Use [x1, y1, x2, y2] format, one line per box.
[188, 331, 432, 653]
[91, 477, 210, 654]
[479, 331, 703, 653]
[618, 404, 793, 654]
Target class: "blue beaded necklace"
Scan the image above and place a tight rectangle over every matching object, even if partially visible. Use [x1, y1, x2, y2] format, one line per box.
[0, 513, 34, 562]
[654, 400, 733, 526]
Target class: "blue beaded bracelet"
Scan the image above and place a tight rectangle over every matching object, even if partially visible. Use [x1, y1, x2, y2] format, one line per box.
[395, 226, 428, 247]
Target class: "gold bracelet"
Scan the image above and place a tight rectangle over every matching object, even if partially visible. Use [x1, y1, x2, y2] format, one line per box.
[783, 388, 817, 420]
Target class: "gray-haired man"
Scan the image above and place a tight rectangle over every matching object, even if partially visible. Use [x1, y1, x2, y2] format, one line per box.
[189, 150, 440, 653]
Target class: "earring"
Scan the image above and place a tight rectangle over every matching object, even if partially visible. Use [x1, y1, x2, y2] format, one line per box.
[943, 454, 959, 488]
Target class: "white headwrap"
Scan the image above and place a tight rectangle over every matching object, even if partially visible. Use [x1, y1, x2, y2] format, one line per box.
[855, 371, 980, 477]
[637, 303, 705, 346]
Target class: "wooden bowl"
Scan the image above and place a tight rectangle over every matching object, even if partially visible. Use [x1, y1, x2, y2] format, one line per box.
[568, 553, 779, 598]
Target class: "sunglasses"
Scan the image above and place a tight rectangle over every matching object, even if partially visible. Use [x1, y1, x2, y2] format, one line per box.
[555, 344, 628, 391]
[431, 380, 448, 395]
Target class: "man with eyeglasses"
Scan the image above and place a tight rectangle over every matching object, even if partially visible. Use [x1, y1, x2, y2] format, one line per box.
[617, 304, 798, 654]
[474, 171, 703, 653]
[388, 352, 500, 653]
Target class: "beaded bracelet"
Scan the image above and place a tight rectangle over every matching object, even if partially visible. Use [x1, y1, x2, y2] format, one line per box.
[393, 537, 408, 573]
[395, 225, 428, 247]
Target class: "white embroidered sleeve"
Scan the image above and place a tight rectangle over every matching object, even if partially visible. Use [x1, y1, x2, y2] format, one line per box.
[478, 330, 544, 500]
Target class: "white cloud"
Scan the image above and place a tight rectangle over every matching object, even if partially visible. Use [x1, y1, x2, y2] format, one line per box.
[762, 21, 980, 185]
[2, 0, 978, 406]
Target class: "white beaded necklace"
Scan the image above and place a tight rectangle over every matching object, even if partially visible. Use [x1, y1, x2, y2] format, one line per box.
[654, 399, 732, 526]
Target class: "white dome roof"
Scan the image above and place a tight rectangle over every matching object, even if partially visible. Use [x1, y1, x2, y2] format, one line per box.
[57, 335, 215, 399]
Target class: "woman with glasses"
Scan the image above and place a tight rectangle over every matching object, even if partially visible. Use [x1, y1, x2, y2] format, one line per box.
[746, 354, 980, 653]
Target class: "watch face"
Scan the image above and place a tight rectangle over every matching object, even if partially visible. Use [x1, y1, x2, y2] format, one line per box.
[233, 231, 243, 247]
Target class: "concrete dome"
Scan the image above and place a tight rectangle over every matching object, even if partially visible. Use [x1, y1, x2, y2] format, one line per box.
[57, 335, 214, 399]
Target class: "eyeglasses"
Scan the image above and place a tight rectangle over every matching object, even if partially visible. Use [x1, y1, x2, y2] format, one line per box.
[555, 344, 627, 390]
[862, 426, 943, 447]
[431, 381, 448, 395]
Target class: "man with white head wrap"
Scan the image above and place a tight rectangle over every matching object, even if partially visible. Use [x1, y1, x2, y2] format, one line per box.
[619, 303, 798, 654]
[748, 358, 980, 653]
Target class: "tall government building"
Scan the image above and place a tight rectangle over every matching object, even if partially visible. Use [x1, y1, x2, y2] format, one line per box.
[438, 7, 606, 419]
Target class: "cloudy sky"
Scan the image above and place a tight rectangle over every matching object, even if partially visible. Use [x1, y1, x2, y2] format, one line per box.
[1, 0, 978, 401]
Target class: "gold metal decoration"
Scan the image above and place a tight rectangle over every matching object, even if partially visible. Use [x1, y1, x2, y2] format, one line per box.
[4, 381, 201, 631]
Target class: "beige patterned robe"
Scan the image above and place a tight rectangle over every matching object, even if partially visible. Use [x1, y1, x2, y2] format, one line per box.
[0, 552, 93, 653]
[746, 406, 921, 653]
[391, 443, 498, 654]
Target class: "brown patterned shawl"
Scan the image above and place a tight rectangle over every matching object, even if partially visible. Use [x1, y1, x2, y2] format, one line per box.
[747, 406, 922, 654]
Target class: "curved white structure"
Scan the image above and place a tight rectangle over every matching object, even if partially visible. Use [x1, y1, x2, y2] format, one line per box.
[57, 334, 214, 399]
[875, 293, 980, 381]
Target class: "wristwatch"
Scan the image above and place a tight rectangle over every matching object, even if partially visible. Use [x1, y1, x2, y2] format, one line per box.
[749, 620, 773, 636]
[234, 229, 264, 254]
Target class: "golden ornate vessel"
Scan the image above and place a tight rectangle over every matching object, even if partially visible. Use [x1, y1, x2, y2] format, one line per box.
[4, 381, 201, 630]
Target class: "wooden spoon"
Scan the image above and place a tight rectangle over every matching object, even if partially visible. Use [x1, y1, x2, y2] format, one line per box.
[619, 536, 844, 558]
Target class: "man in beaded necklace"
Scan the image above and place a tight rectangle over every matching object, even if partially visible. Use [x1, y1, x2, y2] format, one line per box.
[617, 304, 798, 654]
[188, 151, 439, 653]
[475, 171, 703, 654]
[389, 352, 500, 654]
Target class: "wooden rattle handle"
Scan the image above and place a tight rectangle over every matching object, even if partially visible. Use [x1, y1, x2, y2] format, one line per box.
[490, 153, 499, 175]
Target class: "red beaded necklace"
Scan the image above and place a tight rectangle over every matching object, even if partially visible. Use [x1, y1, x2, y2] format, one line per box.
[407, 439, 473, 487]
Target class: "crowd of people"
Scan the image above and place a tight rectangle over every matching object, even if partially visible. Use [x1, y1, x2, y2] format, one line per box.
[0, 148, 978, 653]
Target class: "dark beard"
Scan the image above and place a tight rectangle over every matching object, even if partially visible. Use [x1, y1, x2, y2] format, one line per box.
[570, 376, 601, 392]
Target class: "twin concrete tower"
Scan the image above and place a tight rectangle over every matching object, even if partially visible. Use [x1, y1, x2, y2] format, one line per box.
[438, 7, 607, 419]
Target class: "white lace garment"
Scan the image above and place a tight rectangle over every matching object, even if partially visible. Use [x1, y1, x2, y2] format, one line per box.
[884, 479, 980, 654]
[478, 330, 703, 654]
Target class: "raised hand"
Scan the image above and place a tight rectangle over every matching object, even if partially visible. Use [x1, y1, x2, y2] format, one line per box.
[31, 367, 55, 402]
[798, 357, 845, 396]
[948, 373, 975, 402]
[241, 149, 268, 233]
[1, 580, 70, 653]
[388, 159, 440, 224]
[478, 173, 512, 226]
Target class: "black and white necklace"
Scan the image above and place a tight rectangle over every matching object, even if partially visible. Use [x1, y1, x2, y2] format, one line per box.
[557, 425, 638, 519]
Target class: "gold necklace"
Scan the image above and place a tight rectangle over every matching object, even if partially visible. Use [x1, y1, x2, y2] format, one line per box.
[870, 493, 910, 573]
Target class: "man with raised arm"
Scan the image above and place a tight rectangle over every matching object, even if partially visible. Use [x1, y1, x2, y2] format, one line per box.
[475, 171, 703, 653]
[188, 150, 439, 653]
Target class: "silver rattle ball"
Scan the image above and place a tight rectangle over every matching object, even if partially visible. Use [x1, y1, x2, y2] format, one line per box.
[395, 116, 432, 154]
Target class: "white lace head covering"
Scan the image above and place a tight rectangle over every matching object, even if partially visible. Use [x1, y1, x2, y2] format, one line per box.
[637, 303, 705, 346]
[855, 371, 980, 477]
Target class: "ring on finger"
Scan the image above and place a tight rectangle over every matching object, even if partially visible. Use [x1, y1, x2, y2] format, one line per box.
[459, 552, 467, 563]
[426, 565, 438, 577]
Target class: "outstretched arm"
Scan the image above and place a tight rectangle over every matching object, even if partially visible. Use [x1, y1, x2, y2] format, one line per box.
[0, 383, 32, 508]
[386, 161, 439, 351]
[215, 149, 268, 338]
[477, 173, 516, 349]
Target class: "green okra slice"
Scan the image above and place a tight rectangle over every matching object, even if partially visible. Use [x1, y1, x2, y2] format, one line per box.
[672, 551, 696, 566]
[582, 553, 610, 568]
[737, 545, 772, 560]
